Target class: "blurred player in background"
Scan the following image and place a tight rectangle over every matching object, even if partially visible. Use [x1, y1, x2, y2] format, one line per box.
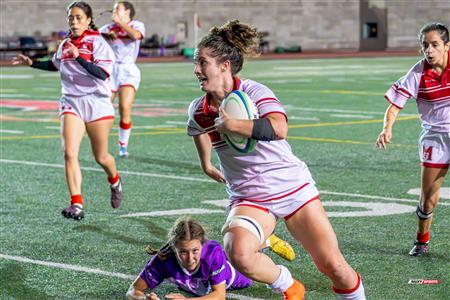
[187, 20, 366, 300]
[11, 1, 122, 220]
[376, 22, 449, 256]
[100, 1, 145, 157]
[126, 217, 252, 300]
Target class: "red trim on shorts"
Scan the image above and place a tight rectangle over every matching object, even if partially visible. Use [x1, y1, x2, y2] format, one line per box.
[284, 195, 320, 220]
[422, 162, 449, 169]
[119, 84, 137, 92]
[111, 89, 118, 93]
[240, 182, 310, 203]
[234, 203, 270, 213]
[88, 115, 115, 123]
[61, 112, 79, 118]
[332, 273, 361, 294]
[120, 121, 132, 129]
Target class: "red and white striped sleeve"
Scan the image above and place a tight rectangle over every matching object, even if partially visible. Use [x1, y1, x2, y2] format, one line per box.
[384, 60, 424, 109]
[242, 79, 287, 120]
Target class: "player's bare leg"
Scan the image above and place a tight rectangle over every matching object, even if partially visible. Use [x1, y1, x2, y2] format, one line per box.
[118, 86, 136, 156]
[86, 119, 122, 208]
[286, 200, 366, 299]
[61, 114, 86, 220]
[410, 166, 448, 256]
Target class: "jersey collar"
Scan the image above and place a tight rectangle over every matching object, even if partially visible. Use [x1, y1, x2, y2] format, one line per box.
[202, 76, 242, 116]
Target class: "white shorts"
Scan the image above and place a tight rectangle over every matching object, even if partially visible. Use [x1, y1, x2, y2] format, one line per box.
[60, 95, 115, 123]
[418, 129, 450, 169]
[111, 63, 141, 92]
[229, 181, 320, 220]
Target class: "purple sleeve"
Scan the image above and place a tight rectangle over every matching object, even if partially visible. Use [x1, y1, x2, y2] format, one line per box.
[208, 246, 229, 286]
[139, 256, 167, 289]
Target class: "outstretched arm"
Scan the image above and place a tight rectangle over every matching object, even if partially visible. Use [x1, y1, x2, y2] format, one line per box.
[375, 104, 401, 150]
[12, 54, 58, 71]
[193, 134, 226, 184]
[126, 277, 160, 300]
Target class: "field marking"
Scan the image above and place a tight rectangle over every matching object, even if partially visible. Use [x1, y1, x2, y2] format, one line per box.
[288, 116, 417, 129]
[0, 74, 33, 79]
[120, 208, 224, 218]
[287, 135, 415, 147]
[0, 254, 261, 300]
[0, 159, 211, 182]
[329, 114, 373, 119]
[407, 187, 450, 199]
[2, 158, 448, 206]
[0, 129, 24, 134]
[284, 105, 417, 117]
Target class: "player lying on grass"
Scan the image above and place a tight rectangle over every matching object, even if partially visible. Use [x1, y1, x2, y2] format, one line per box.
[126, 217, 295, 300]
[187, 20, 366, 299]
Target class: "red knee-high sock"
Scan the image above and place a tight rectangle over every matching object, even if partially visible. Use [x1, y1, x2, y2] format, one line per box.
[71, 194, 83, 206]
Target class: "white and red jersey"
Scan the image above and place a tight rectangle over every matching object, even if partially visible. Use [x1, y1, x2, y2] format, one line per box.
[384, 51, 450, 132]
[100, 20, 145, 64]
[52, 30, 114, 98]
[187, 77, 314, 202]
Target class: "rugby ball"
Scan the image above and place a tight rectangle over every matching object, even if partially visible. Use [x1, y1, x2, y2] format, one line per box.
[220, 90, 257, 153]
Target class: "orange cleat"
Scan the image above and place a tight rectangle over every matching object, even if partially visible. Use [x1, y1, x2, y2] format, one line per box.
[283, 279, 305, 300]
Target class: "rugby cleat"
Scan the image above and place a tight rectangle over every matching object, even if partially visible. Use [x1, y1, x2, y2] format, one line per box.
[409, 241, 429, 256]
[110, 178, 122, 208]
[62, 204, 84, 220]
[283, 279, 305, 300]
[119, 145, 129, 157]
[269, 234, 296, 262]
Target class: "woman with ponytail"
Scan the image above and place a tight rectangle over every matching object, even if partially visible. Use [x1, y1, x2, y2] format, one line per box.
[12, 1, 123, 220]
[187, 20, 366, 299]
[126, 217, 252, 300]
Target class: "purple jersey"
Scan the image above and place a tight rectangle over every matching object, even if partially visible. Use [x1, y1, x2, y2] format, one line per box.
[187, 77, 314, 202]
[140, 240, 251, 296]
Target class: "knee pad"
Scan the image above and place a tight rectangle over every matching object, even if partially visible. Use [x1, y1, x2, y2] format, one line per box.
[416, 205, 433, 220]
[221, 215, 265, 244]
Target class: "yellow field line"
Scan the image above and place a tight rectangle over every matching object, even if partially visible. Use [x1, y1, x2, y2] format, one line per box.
[287, 135, 416, 148]
[288, 116, 418, 129]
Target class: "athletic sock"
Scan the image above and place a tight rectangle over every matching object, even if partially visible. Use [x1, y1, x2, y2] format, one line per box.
[333, 272, 366, 300]
[268, 265, 294, 293]
[108, 173, 120, 187]
[119, 121, 132, 147]
[70, 194, 83, 207]
[416, 231, 430, 243]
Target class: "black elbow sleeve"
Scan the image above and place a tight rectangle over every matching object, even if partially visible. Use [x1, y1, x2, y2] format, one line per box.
[251, 118, 277, 141]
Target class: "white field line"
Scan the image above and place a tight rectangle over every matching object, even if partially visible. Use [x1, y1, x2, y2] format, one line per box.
[329, 114, 373, 119]
[284, 105, 417, 117]
[0, 254, 262, 300]
[120, 208, 225, 218]
[0, 159, 211, 183]
[0, 129, 24, 134]
[2, 158, 448, 206]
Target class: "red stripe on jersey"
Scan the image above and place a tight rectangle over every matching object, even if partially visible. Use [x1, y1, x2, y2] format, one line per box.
[384, 95, 403, 109]
[256, 97, 278, 105]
